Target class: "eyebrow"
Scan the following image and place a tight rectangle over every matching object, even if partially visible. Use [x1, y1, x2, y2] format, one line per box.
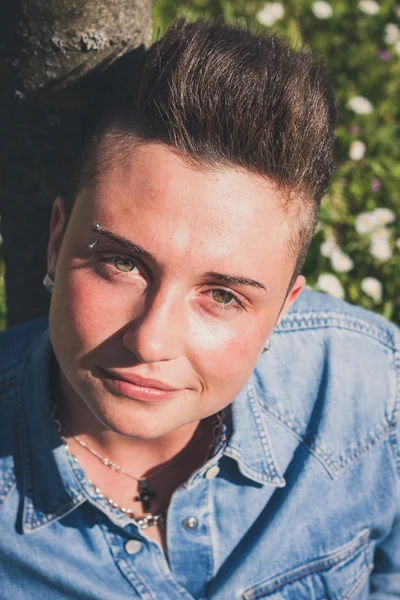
[90, 227, 156, 262]
[90, 227, 267, 292]
[204, 272, 267, 291]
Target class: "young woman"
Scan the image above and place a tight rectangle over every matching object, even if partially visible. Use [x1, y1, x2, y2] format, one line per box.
[1, 19, 399, 599]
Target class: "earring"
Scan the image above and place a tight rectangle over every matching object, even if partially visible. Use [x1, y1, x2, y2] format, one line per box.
[262, 338, 271, 353]
[43, 273, 54, 294]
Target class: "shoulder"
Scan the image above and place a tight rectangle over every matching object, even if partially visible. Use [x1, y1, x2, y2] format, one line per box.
[253, 290, 400, 478]
[279, 289, 399, 347]
[0, 318, 48, 427]
[0, 318, 49, 499]
[0, 317, 49, 380]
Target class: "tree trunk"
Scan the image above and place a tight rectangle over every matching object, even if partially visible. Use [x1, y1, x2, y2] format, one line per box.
[0, 0, 151, 326]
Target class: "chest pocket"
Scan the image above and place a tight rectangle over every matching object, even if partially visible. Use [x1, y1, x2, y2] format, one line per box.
[243, 531, 372, 600]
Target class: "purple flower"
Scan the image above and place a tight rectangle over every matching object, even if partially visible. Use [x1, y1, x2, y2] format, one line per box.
[372, 178, 381, 192]
[378, 50, 392, 61]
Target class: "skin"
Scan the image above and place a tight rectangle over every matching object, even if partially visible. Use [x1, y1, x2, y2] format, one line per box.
[48, 142, 305, 480]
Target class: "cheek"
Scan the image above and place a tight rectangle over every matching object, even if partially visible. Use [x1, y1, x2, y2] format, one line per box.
[191, 318, 265, 397]
[53, 266, 136, 351]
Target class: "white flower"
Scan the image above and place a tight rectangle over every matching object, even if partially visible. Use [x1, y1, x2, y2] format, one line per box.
[358, 0, 380, 15]
[361, 277, 382, 302]
[349, 140, 366, 161]
[316, 273, 344, 300]
[370, 238, 392, 261]
[312, 1, 333, 18]
[330, 249, 354, 273]
[395, 40, 400, 56]
[373, 208, 396, 226]
[320, 236, 338, 258]
[256, 2, 285, 26]
[355, 211, 377, 234]
[371, 227, 391, 244]
[393, 40, 400, 56]
[384, 23, 400, 45]
[355, 209, 396, 238]
[348, 96, 373, 115]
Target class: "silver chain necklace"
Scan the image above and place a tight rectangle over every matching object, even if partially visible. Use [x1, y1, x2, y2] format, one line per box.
[53, 407, 222, 530]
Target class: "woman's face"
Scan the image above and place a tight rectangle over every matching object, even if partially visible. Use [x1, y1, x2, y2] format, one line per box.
[48, 143, 304, 439]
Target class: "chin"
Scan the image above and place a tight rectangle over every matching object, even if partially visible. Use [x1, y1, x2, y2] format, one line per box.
[89, 398, 188, 440]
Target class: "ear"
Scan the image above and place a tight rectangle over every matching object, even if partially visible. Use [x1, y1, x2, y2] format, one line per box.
[47, 197, 67, 277]
[276, 275, 306, 326]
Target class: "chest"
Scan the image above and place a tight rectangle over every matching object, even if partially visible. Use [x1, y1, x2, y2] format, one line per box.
[2, 450, 391, 600]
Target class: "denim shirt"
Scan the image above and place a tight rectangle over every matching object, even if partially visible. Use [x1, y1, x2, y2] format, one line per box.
[0, 290, 399, 600]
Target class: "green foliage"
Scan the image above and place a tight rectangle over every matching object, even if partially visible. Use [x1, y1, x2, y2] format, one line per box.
[152, 0, 400, 325]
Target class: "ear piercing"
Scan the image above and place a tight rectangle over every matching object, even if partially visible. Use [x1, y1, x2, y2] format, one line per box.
[262, 338, 271, 353]
[88, 223, 101, 249]
[43, 273, 54, 293]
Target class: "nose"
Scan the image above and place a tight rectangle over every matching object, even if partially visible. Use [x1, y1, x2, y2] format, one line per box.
[122, 286, 186, 363]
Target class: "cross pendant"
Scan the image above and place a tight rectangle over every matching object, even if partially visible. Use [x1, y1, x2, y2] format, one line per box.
[135, 480, 157, 512]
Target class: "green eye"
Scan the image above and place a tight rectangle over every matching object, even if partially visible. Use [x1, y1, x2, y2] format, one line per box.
[114, 258, 136, 273]
[212, 290, 234, 304]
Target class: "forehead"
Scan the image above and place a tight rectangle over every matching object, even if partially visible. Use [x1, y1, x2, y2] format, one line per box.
[74, 143, 294, 281]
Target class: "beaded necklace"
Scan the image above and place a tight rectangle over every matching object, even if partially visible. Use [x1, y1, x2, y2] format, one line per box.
[53, 406, 223, 530]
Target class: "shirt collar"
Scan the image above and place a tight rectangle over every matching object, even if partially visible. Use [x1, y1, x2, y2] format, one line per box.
[223, 377, 286, 487]
[18, 328, 85, 534]
[18, 328, 285, 533]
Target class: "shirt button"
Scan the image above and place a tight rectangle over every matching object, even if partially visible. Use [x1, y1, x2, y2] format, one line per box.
[125, 539, 143, 555]
[182, 517, 198, 530]
[205, 465, 220, 479]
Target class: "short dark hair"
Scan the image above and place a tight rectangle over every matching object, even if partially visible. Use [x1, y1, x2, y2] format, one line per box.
[71, 18, 336, 278]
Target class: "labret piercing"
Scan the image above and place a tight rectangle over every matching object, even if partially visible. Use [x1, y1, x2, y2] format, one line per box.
[88, 223, 101, 249]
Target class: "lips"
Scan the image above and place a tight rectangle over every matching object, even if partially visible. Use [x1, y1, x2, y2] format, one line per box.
[98, 368, 183, 402]
[101, 369, 180, 391]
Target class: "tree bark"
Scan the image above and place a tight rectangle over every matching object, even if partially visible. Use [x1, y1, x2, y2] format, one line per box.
[0, 0, 151, 326]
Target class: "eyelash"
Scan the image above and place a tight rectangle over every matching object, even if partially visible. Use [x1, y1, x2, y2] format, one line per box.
[93, 254, 246, 313]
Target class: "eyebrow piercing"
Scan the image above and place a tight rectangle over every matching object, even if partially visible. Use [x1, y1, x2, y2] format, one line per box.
[88, 223, 101, 249]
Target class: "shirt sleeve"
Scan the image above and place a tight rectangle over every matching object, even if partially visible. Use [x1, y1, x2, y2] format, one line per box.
[369, 412, 400, 598]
